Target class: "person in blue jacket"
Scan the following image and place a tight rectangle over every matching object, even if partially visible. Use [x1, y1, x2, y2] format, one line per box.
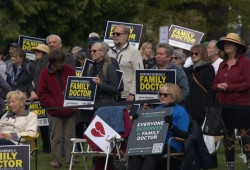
[128, 83, 190, 170]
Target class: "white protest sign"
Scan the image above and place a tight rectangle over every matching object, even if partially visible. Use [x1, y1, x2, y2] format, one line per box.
[84, 115, 121, 153]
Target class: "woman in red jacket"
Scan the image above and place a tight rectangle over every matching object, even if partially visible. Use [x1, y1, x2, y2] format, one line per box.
[213, 33, 250, 170]
[37, 49, 76, 168]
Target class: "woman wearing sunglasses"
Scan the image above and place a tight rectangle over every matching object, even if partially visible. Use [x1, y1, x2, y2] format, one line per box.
[171, 49, 187, 67]
[184, 44, 215, 127]
[128, 83, 190, 170]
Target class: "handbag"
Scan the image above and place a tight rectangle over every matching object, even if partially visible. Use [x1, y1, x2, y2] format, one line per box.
[202, 106, 228, 136]
[192, 73, 227, 136]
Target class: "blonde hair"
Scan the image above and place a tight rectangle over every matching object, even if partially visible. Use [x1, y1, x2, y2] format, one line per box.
[158, 83, 182, 103]
[140, 42, 154, 58]
[6, 90, 27, 106]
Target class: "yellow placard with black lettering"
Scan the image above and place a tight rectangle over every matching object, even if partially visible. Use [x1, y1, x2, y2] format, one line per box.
[135, 70, 176, 101]
[168, 25, 204, 50]
[63, 76, 97, 110]
[0, 145, 30, 170]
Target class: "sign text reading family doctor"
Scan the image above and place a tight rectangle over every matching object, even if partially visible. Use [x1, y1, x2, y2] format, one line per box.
[135, 70, 176, 94]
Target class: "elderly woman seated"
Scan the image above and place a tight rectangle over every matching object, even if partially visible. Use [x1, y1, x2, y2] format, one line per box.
[128, 83, 190, 170]
[0, 90, 38, 145]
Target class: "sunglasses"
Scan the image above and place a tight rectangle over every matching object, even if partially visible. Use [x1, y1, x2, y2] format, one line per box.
[89, 49, 102, 53]
[191, 52, 199, 56]
[171, 57, 180, 60]
[112, 32, 127, 36]
[159, 93, 171, 97]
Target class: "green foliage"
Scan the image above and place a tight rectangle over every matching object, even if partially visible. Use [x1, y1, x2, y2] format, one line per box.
[1, 0, 250, 49]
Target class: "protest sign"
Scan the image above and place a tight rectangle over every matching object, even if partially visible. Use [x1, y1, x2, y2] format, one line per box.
[76, 67, 82, 77]
[168, 25, 204, 50]
[0, 145, 30, 170]
[84, 115, 121, 153]
[104, 21, 143, 49]
[126, 108, 172, 156]
[117, 70, 123, 90]
[128, 104, 140, 119]
[28, 100, 48, 126]
[135, 69, 176, 100]
[4, 100, 48, 126]
[63, 76, 97, 110]
[81, 58, 94, 76]
[18, 35, 46, 60]
[159, 25, 169, 43]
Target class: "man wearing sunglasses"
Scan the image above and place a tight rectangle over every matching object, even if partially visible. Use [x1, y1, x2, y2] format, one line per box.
[108, 24, 144, 102]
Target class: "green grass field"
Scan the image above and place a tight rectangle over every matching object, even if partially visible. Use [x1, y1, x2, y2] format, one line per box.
[31, 136, 247, 170]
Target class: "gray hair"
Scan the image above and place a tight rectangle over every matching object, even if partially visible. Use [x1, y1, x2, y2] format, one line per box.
[46, 34, 62, 44]
[172, 49, 186, 63]
[157, 43, 174, 57]
[6, 90, 27, 106]
[92, 42, 111, 61]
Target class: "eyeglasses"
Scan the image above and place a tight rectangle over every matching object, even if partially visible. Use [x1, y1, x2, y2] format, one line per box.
[191, 52, 199, 56]
[112, 32, 127, 36]
[171, 57, 180, 60]
[159, 93, 171, 97]
[89, 50, 102, 53]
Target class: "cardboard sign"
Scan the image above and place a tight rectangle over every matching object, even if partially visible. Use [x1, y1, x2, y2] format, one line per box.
[84, 115, 121, 153]
[168, 25, 204, 50]
[135, 69, 176, 100]
[76, 67, 83, 77]
[64, 76, 97, 110]
[104, 21, 143, 49]
[159, 25, 169, 43]
[81, 58, 94, 76]
[18, 35, 46, 61]
[0, 145, 30, 170]
[126, 108, 172, 156]
[28, 100, 48, 126]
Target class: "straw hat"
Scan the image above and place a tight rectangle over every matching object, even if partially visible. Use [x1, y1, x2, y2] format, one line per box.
[216, 33, 246, 54]
[32, 44, 49, 54]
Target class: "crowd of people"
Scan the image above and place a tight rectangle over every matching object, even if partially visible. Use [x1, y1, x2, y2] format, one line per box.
[0, 24, 249, 170]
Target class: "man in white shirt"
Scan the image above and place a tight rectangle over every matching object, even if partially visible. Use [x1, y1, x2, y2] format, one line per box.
[108, 25, 144, 101]
[207, 40, 223, 74]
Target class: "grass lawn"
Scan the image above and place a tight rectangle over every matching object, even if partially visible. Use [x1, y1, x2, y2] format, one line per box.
[31, 136, 247, 170]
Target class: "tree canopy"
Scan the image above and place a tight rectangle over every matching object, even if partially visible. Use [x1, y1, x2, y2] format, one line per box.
[1, 0, 250, 49]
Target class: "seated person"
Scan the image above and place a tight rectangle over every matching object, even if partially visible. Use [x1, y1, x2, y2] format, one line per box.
[0, 90, 38, 145]
[128, 83, 190, 170]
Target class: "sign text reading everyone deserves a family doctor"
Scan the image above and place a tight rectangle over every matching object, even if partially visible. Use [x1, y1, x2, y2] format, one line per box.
[135, 70, 176, 101]
[168, 25, 204, 50]
[63, 76, 97, 110]
[126, 108, 172, 156]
